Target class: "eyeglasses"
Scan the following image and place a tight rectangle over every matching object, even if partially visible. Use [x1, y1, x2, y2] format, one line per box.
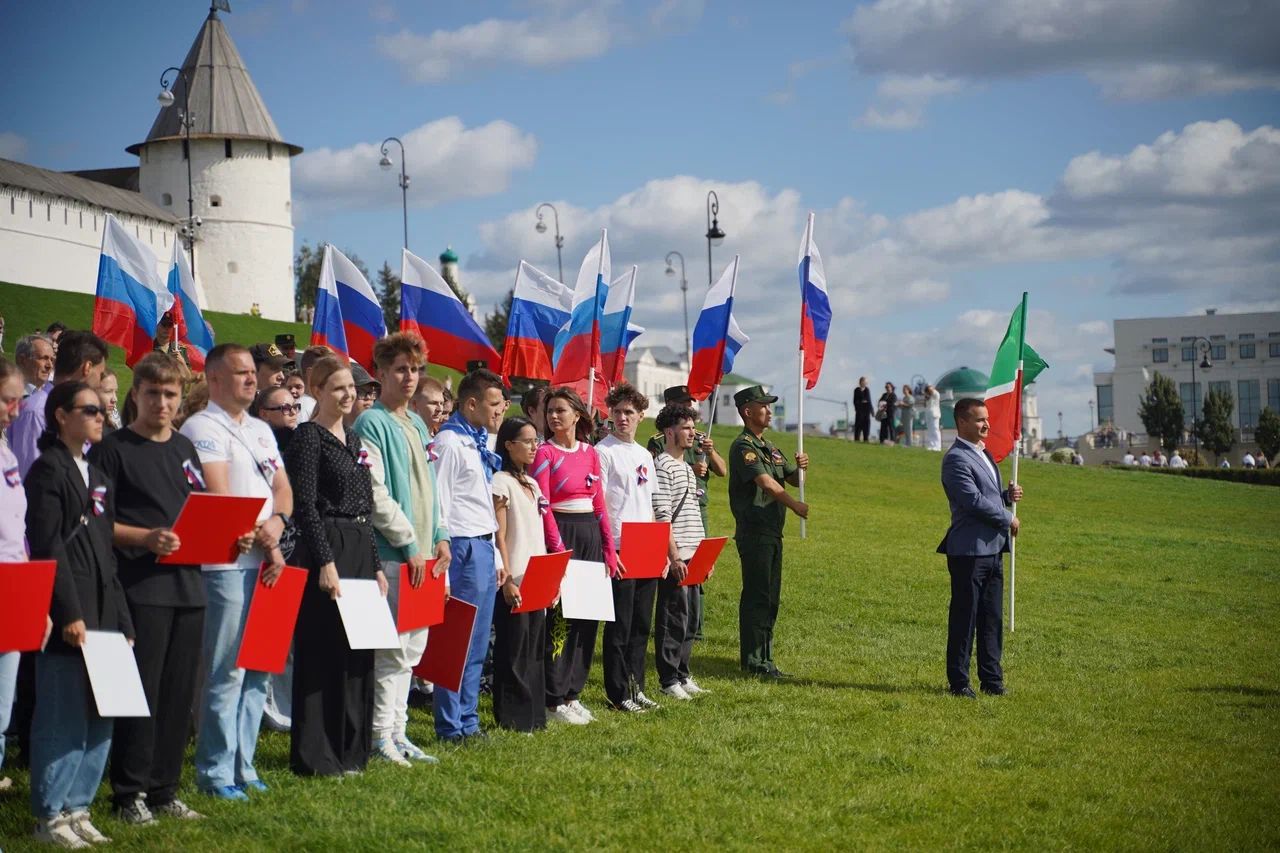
[508, 437, 540, 447]
[357, 388, 379, 401]
[263, 403, 301, 414]
[71, 404, 105, 418]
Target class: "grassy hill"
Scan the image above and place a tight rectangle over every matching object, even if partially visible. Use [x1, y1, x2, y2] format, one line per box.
[1, 427, 1277, 850]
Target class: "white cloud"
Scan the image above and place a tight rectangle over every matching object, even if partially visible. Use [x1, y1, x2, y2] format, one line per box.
[0, 131, 28, 161]
[856, 74, 964, 129]
[292, 118, 537, 213]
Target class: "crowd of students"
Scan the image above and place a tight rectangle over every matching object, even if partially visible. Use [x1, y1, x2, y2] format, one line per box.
[2, 325, 717, 848]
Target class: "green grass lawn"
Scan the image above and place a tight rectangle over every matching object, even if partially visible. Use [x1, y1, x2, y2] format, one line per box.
[2, 430, 1277, 850]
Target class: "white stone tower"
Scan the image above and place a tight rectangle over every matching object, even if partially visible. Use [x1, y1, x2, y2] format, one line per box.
[129, 5, 300, 321]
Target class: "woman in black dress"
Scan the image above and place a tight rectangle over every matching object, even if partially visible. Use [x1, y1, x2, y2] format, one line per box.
[878, 382, 898, 444]
[282, 356, 385, 776]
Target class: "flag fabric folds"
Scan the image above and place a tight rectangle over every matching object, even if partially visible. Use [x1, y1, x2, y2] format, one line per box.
[552, 230, 610, 411]
[165, 242, 214, 371]
[797, 213, 831, 391]
[984, 294, 1048, 463]
[599, 265, 643, 386]
[722, 313, 749, 378]
[400, 249, 501, 374]
[501, 261, 571, 382]
[312, 245, 385, 369]
[686, 255, 741, 402]
[92, 215, 174, 366]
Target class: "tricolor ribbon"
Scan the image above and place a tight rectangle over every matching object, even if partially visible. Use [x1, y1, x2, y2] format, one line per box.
[636, 465, 649, 486]
[183, 459, 206, 491]
[4, 466, 19, 487]
[258, 457, 281, 478]
[91, 485, 107, 517]
[537, 496, 550, 516]
[357, 448, 373, 469]
[585, 472, 600, 489]
[695, 487, 706, 500]
[425, 441, 439, 463]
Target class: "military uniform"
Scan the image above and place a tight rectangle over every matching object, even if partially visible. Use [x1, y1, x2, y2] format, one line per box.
[728, 386, 797, 674]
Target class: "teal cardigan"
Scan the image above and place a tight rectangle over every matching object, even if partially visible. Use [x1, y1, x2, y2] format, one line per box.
[352, 403, 449, 562]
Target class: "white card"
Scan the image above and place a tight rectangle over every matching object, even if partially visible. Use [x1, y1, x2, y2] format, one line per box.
[81, 630, 150, 718]
[335, 578, 401, 649]
[559, 560, 616, 622]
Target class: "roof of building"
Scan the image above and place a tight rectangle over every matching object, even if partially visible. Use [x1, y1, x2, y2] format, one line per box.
[632, 345, 685, 369]
[66, 167, 140, 192]
[127, 8, 301, 156]
[935, 366, 989, 392]
[722, 372, 763, 386]
[439, 246, 459, 264]
[0, 158, 175, 223]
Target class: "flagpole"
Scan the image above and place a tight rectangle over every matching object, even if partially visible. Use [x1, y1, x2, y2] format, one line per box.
[587, 229, 606, 415]
[1009, 291, 1028, 632]
[797, 214, 814, 540]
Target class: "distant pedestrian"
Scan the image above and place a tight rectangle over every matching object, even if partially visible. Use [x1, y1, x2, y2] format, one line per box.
[898, 383, 915, 447]
[852, 377, 872, 442]
[1242, 452, 1256, 469]
[924, 384, 942, 451]
[878, 382, 897, 444]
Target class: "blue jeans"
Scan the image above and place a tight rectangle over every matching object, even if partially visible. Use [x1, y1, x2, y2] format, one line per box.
[434, 536, 496, 739]
[0, 651, 17, 770]
[29, 653, 113, 818]
[195, 569, 269, 789]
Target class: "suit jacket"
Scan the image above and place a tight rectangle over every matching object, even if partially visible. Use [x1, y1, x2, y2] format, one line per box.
[853, 386, 873, 414]
[24, 441, 133, 654]
[936, 438, 1013, 557]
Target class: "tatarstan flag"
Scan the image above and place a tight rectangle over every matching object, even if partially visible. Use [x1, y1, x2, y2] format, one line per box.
[984, 293, 1048, 462]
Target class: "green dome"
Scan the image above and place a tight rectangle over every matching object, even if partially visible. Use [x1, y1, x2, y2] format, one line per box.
[936, 366, 989, 429]
[439, 246, 459, 264]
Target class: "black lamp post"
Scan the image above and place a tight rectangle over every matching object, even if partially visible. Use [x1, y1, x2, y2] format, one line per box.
[665, 251, 690, 363]
[534, 203, 565, 284]
[1188, 336, 1212, 457]
[379, 137, 409, 250]
[705, 190, 725, 285]
[157, 66, 199, 277]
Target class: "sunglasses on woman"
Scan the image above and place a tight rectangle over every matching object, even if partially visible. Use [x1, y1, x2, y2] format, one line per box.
[262, 403, 302, 414]
[71, 404, 106, 417]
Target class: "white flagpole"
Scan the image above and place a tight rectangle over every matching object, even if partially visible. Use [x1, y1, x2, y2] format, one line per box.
[587, 229, 606, 415]
[1009, 362, 1023, 632]
[797, 214, 813, 540]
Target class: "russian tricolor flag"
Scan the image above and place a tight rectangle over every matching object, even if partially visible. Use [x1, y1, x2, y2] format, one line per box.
[599, 265, 644, 386]
[686, 255, 742, 402]
[552, 230, 610, 410]
[312, 245, 386, 369]
[400, 249, 500, 374]
[501, 261, 571, 382]
[166, 241, 214, 371]
[92, 214, 174, 367]
[798, 212, 831, 390]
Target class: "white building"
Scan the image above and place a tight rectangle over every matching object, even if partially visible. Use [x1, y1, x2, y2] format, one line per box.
[1093, 310, 1280, 439]
[0, 7, 298, 321]
[623, 344, 764, 427]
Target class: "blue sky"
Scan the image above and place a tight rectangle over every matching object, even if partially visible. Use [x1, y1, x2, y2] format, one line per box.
[3, 0, 1278, 434]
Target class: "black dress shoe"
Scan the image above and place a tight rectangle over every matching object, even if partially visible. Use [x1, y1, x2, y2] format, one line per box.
[949, 686, 978, 699]
[980, 684, 1006, 696]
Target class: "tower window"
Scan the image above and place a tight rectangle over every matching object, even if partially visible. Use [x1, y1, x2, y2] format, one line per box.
[162, 192, 172, 206]
[227, 261, 238, 274]
[225, 139, 233, 158]
[210, 195, 222, 208]
[266, 143, 273, 160]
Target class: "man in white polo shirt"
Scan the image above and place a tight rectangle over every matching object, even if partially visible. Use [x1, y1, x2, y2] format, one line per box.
[181, 343, 293, 801]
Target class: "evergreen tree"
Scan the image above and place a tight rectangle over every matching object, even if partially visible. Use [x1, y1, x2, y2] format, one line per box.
[377, 261, 400, 333]
[484, 288, 513, 352]
[1197, 387, 1235, 463]
[1138, 371, 1184, 453]
[1255, 406, 1280, 462]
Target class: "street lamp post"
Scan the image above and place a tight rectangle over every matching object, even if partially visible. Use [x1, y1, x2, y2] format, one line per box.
[705, 190, 725, 285]
[665, 251, 690, 363]
[1188, 336, 1212, 459]
[379, 137, 409, 250]
[534, 203, 565, 284]
[157, 66, 199, 278]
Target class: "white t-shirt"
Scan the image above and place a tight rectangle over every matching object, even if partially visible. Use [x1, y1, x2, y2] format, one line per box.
[492, 471, 546, 583]
[596, 434, 656, 545]
[181, 399, 281, 571]
[1169, 455, 1187, 468]
[297, 394, 316, 423]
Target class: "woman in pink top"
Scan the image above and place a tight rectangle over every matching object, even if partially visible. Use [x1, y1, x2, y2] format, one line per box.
[532, 387, 616, 725]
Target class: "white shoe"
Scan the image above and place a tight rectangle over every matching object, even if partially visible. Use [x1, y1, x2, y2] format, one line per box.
[34, 815, 90, 849]
[612, 699, 646, 713]
[548, 704, 589, 725]
[634, 691, 661, 710]
[681, 678, 708, 696]
[372, 738, 412, 767]
[65, 811, 111, 845]
[567, 700, 595, 722]
[661, 682, 693, 701]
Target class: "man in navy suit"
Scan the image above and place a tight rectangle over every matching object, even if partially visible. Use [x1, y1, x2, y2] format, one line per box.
[937, 398, 1023, 698]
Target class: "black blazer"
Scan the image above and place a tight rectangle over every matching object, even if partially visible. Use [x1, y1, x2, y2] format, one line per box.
[853, 386, 872, 414]
[24, 442, 133, 655]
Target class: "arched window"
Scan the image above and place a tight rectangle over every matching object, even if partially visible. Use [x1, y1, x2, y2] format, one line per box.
[161, 192, 172, 206]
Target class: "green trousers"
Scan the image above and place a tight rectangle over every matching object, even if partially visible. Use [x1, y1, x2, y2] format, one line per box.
[736, 536, 783, 672]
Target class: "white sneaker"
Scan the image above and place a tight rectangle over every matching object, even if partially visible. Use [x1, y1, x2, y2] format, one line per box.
[65, 811, 111, 845]
[612, 699, 646, 713]
[34, 815, 90, 849]
[634, 691, 661, 710]
[548, 704, 589, 725]
[661, 682, 693, 701]
[681, 678, 708, 696]
[372, 738, 412, 767]
[567, 700, 596, 722]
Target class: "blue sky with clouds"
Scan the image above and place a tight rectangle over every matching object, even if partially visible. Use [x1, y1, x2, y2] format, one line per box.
[3, 0, 1278, 433]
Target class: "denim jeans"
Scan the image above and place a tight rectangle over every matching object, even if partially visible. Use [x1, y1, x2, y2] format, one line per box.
[433, 536, 496, 739]
[29, 653, 113, 818]
[0, 651, 17, 770]
[195, 569, 269, 789]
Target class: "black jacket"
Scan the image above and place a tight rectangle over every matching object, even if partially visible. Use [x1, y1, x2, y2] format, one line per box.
[24, 442, 133, 654]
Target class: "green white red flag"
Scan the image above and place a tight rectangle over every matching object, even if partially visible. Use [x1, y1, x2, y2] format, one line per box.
[984, 293, 1048, 462]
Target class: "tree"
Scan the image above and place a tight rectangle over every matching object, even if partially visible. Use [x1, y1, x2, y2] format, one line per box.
[484, 288, 513, 352]
[1138, 371, 1184, 453]
[376, 262, 400, 334]
[1197, 387, 1235, 463]
[1256, 406, 1280, 462]
[293, 243, 370, 320]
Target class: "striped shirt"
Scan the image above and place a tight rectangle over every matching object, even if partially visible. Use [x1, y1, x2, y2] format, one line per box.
[653, 451, 705, 558]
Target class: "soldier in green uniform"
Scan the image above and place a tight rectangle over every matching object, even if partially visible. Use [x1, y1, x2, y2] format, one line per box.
[728, 385, 808, 678]
[648, 385, 725, 640]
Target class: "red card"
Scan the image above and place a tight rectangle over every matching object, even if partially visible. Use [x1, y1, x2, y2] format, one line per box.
[412, 597, 478, 692]
[0, 561, 57, 652]
[396, 560, 444, 633]
[158, 493, 267, 565]
[513, 550, 572, 613]
[236, 564, 306, 674]
[679, 537, 729, 587]
[620, 521, 671, 579]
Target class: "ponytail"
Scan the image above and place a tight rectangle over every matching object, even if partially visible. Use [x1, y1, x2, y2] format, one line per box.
[39, 381, 92, 453]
